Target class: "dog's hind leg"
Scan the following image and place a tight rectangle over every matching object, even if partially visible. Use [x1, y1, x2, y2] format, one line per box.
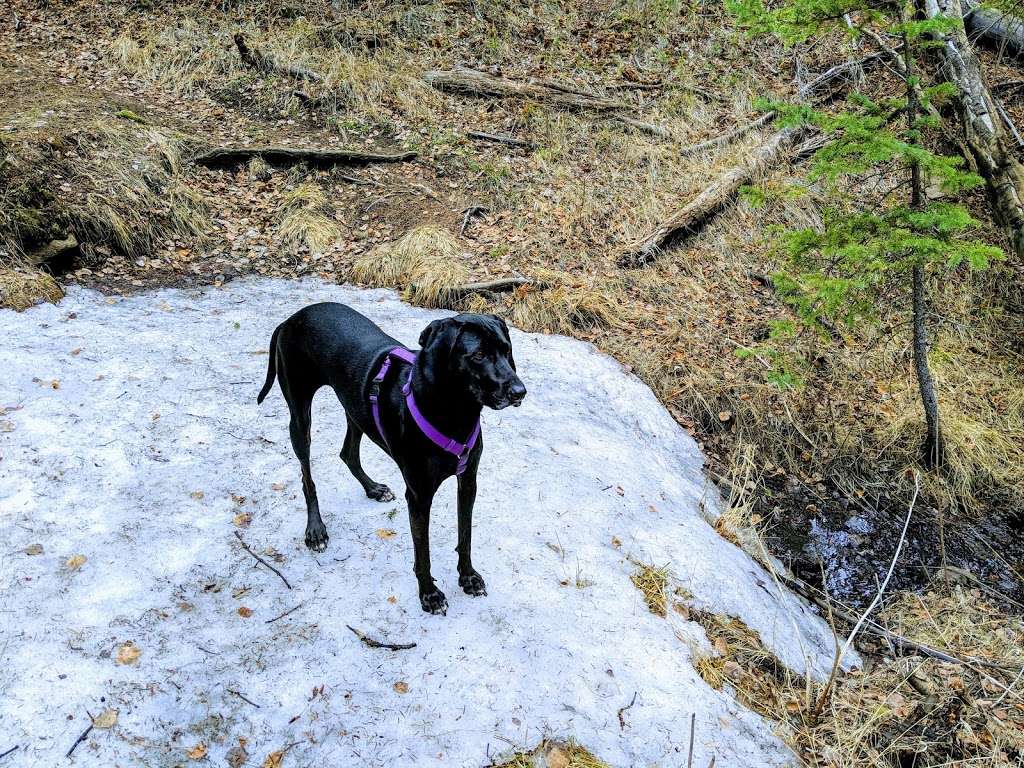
[282, 384, 329, 553]
[340, 417, 395, 502]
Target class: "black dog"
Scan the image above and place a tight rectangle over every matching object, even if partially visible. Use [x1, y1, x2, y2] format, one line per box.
[257, 303, 526, 614]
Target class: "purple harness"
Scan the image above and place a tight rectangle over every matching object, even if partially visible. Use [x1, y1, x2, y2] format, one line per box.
[369, 347, 481, 475]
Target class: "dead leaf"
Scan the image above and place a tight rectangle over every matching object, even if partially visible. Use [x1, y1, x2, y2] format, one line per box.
[393, 681, 409, 694]
[233, 512, 252, 527]
[271, 482, 286, 491]
[376, 529, 397, 539]
[24, 543, 44, 556]
[187, 742, 208, 760]
[238, 606, 253, 618]
[66, 554, 87, 571]
[116, 641, 141, 665]
[723, 660, 743, 681]
[611, 536, 622, 548]
[92, 708, 118, 729]
[545, 744, 570, 768]
[0, 420, 14, 432]
[190, 490, 205, 500]
[262, 750, 285, 768]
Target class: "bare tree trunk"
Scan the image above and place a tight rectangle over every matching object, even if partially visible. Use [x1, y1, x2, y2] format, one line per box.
[927, 0, 1024, 262]
[906, 30, 945, 468]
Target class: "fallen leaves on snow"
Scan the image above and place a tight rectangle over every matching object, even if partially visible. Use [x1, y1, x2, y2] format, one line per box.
[116, 641, 141, 665]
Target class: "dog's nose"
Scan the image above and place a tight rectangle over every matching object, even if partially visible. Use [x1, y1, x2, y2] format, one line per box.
[508, 380, 527, 405]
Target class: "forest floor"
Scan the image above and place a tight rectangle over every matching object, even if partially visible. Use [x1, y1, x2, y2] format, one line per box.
[2, 0, 1024, 765]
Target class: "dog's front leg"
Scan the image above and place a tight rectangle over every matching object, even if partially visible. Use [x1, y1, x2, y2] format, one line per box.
[405, 482, 447, 615]
[456, 468, 487, 597]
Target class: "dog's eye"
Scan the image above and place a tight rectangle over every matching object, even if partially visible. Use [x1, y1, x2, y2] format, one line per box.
[471, 350, 485, 362]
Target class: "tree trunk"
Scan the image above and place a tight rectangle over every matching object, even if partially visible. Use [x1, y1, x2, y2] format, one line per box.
[906, 30, 945, 468]
[927, 0, 1024, 262]
[963, 0, 1024, 59]
[912, 263, 944, 467]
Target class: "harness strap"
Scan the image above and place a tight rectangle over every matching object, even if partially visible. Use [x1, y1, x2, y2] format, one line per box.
[369, 346, 481, 475]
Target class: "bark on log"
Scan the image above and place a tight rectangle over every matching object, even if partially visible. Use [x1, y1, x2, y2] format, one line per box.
[194, 146, 417, 169]
[234, 32, 324, 83]
[927, 0, 1024, 260]
[620, 126, 809, 267]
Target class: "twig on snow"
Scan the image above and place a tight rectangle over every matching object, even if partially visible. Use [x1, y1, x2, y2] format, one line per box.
[617, 691, 637, 729]
[0, 746, 19, 760]
[687, 712, 696, 768]
[265, 602, 304, 624]
[227, 688, 261, 708]
[65, 712, 95, 758]
[346, 624, 417, 650]
[234, 531, 292, 590]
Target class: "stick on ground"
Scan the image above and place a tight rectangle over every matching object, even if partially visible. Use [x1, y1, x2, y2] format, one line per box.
[65, 713, 94, 759]
[346, 624, 417, 650]
[617, 691, 637, 729]
[466, 130, 536, 149]
[265, 602, 303, 624]
[234, 531, 292, 590]
[195, 146, 417, 170]
[226, 688, 261, 708]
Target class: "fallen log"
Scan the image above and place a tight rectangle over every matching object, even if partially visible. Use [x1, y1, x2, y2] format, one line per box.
[466, 130, 535, 149]
[611, 115, 672, 138]
[234, 32, 324, 83]
[963, 0, 1024, 58]
[194, 146, 417, 169]
[425, 67, 627, 111]
[409, 277, 541, 302]
[678, 54, 881, 158]
[927, 0, 1024, 261]
[679, 113, 775, 157]
[620, 126, 809, 267]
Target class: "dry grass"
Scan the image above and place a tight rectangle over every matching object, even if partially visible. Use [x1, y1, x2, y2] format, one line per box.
[0, 85, 205, 267]
[0, 268, 64, 311]
[492, 739, 610, 768]
[629, 561, 670, 617]
[277, 182, 341, 254]
[351, 225, 468, 308]
[687, 585, 1024, 767]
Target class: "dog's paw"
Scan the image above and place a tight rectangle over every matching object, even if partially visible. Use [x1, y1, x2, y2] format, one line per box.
[459, 571, 487, 597]
[419, 588, 448, 615]
[304, 525, 329, 553]
[367, 483, 395, 503]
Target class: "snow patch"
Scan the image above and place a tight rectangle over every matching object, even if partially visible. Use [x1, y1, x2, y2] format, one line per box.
[1, 279, 840, 767]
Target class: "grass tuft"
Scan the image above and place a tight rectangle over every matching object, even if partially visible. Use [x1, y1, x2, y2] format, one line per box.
[277, 182, 341, 254]
[630, 561, 670, 617]
[351, 225, 468, 308]
[0, 268, 64, 311]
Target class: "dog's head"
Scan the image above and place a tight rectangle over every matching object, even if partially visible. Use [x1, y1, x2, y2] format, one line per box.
[418, 314, 526, 410]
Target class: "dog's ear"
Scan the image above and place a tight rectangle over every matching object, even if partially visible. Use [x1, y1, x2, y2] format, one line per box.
[418, 318, 447, 350]
[490, 314, 515, 371]
[418, 318, 466, 371]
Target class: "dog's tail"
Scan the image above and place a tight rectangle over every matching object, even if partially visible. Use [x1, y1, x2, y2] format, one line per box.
[257, 324, 281, 405]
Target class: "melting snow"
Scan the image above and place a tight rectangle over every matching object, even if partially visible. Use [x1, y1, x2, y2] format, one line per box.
[1, 279, 842, 767]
